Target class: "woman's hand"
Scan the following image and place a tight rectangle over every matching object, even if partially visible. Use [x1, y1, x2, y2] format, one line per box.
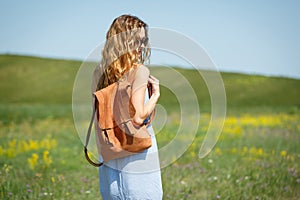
[148, 75, 160, 98]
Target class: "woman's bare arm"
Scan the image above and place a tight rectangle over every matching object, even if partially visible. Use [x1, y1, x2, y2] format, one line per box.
[131, 75, 160, 126]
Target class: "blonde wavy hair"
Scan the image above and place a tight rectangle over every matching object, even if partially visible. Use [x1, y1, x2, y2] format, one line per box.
[97, 14, 151, 90]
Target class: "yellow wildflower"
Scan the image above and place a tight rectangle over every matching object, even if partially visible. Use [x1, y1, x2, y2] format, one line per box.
[28, 153, 39, 170]
[6, 147, 16, 158]
[29, 139, 39, 150]
[43, 150, 52, 166]
[214, 147, 222, 156]
[280, 150, 287, 157]
[40, 139, 57, 149]
[257, 148, 263, 156]
[225, 117, 237, 125]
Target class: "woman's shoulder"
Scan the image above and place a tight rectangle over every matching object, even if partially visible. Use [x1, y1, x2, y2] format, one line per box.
[133, 64, 150, 76]
[127, 64, 150, 85]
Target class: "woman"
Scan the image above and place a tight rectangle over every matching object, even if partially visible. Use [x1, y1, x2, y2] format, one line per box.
[92, 14, 163, 200]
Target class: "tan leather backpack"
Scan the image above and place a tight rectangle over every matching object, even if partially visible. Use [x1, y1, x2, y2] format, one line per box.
[84, 68, 154, 167]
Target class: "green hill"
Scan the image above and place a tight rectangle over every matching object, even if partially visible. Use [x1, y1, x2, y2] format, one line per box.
[0, 55, 81, 104]
[0, 54, 299, 122]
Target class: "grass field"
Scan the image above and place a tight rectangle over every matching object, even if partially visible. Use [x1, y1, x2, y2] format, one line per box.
[0, 55, 300, 199]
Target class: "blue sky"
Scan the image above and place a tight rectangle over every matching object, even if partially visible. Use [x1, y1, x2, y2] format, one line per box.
[1, 0, 299, 78]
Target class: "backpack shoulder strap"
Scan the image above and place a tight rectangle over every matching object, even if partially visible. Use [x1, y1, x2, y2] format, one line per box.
[84, 96, 103, 167]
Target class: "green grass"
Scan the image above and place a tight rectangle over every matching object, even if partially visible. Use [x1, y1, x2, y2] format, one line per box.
[0, 54, 299, 111]
[1, 113, 299, 199]
[0, 54, 300, 199]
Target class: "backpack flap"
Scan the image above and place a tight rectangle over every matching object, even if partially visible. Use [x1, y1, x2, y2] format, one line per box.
[94, 83, 117, 130]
